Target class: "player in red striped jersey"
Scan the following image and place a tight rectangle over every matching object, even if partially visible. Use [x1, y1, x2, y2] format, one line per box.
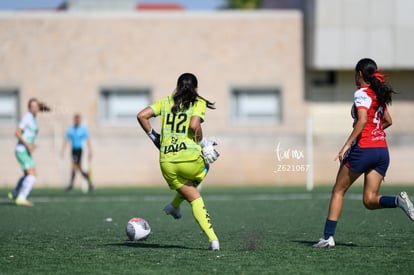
[313, 58, 414, 248]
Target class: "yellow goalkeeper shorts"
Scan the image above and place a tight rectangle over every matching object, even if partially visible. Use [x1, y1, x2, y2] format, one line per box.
[160, 157, 208, 190]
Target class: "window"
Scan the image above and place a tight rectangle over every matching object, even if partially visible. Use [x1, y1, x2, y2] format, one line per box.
[0, 89, 19, 126]
[99, 87, 150, 125]
[306, 70, 351, 102]
[231, 88, 282, 123]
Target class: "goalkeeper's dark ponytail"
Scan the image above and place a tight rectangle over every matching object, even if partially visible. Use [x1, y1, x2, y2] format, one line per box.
[171, 73, 215, 114]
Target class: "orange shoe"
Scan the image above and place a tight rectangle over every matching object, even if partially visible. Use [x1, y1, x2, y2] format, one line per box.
[15, 199, 34, 207]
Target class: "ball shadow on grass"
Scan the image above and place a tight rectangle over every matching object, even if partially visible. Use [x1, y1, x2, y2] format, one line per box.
[105, 242, 195, 250]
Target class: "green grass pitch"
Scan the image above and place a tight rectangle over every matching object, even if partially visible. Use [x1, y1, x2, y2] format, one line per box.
[1, 185, 414, 274]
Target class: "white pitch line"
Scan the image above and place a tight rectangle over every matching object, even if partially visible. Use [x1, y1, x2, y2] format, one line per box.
[0, 193, 363, 204]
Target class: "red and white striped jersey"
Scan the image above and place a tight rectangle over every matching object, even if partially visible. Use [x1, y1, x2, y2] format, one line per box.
[351, 85, 387, 148]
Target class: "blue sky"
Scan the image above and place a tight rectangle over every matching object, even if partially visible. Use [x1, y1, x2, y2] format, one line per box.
[0, 0, 225, 10]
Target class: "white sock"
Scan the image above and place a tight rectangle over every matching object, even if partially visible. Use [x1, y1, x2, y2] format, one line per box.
[17, 175, 36, 200]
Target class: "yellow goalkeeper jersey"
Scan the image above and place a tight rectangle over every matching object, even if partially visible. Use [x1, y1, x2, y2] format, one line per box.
[150, 95, 206, 163]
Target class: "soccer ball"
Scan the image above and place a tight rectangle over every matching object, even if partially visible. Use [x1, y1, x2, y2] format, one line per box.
[125, 217, 151, 241]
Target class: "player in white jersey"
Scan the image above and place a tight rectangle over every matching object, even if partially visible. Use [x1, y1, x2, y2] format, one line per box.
[8, 98, 50, 206]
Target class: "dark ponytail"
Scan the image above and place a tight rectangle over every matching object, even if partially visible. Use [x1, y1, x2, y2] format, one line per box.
[28, 98, 51, 112]
[355, 58, 396, 106]
[171, 73, 215, 114]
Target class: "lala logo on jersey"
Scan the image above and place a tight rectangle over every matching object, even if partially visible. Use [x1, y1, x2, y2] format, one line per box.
[164, 137, 187, 154]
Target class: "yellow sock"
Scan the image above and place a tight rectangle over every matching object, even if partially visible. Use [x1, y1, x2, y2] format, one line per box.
[190, 197, 218, 242]
[171, 193, 184, 208]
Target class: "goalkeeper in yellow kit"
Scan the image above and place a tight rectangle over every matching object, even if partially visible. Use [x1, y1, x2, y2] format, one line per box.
[137, 73, 220, 250]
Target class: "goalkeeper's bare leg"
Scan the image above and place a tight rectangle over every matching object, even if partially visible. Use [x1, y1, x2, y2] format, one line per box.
[164, 163, 210, 219]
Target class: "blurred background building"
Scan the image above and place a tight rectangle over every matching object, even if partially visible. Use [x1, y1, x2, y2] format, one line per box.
[0, 0, 413, 188]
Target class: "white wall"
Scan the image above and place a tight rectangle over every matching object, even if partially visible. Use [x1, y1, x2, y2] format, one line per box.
[308, 0, 414, 69]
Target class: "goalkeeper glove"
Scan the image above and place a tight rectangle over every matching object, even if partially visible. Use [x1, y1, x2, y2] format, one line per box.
[147, 129, 161, 149]
[200, 138, 219, 164]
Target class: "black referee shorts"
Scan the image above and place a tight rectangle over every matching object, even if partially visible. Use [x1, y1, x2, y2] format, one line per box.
[71, 148, 83, 165]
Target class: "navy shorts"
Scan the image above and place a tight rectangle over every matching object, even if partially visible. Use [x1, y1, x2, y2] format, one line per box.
[343, 145, 389, 177]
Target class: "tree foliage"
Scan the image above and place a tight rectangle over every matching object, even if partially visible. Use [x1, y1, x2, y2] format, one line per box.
[225, 0, 262, 9]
